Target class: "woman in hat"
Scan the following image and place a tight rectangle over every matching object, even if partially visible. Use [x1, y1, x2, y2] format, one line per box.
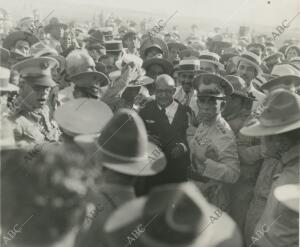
[285, 45, 300, 61]
[3, 30, 39, 59]
[241, 89, 300, 247]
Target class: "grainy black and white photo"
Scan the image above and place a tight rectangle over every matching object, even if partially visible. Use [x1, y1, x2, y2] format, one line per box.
[0, 0, 299, 246]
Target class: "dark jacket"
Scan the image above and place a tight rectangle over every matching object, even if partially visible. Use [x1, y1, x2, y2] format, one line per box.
[136, 100, 190, 194]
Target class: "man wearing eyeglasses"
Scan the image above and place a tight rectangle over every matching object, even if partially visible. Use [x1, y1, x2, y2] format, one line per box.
[138, 74, 190, 194]
[189, 73, 240, 211]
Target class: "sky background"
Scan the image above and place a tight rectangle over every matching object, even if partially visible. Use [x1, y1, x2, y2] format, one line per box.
[1, 0, 299, 25]
[1, 0, 300, 40]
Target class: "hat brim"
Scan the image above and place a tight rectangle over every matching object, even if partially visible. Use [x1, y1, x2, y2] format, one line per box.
[23, 76, 56, 87]
[193, 73, 234, 96]
[260, 75, 300, 92]
[199, 59, 225, 71]
[104, 195, 242, 247]
[54, 98, 113, 136]
[99, 141, 167, 176]
[143, 58, 173, 75]
[3, 31, 39, 50]
[240, 118, 300, 136]
[70, 71, 110, 87]
[274, 184, 299, 212]
[232, 56, 263, 74]
[127, 76, 154, 87]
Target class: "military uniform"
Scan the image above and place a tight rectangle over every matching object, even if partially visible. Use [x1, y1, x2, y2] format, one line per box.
[9, 56, 61, 144]
[189, 115, 240, 210]
[9, 103, 60, 144]
[189, 73, 240, 210]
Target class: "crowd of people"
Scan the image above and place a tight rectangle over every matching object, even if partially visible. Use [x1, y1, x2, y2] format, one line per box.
[0, 9, 299, 247]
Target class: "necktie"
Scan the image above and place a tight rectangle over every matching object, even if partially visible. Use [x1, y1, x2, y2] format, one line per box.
[160, 107, 169, 124]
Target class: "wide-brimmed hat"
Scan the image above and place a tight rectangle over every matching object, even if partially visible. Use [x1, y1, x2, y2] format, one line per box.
[232, 51, 263, 74]
[12, 56, 58, 87]
[0, 67, 19, 92]
[199, 51, 224, 71]
[104, 182, 243, 247]
[70, 71, 110, 87]
[3, 31, 39, 50]
[54, 98, 113, 136]
[142, 58, 173, 75]
[271, 63, 300, 77]
[95, 109, 166, 176]
[225, 75, 255, 100]
[274, 184, 299, 212]
[193, 73, 233, 98]
[126, 76, 154, 87]
[140, 36, 169, 60]
[175, 59, 201, 73]
[240, 89, 300, 136]
[260, 75, 300, 92]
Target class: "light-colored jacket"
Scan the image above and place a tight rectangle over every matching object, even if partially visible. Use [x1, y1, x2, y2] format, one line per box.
[189, 115, 240, 210]
[252, 145, 299, 247]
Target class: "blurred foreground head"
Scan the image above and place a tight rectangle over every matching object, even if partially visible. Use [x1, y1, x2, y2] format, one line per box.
[1, 143, 87, 247]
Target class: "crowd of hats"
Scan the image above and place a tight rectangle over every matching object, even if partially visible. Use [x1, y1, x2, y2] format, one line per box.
[0, 10, 300, 247]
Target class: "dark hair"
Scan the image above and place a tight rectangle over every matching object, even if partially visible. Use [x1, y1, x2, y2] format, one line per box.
[1, 143, 87, 246]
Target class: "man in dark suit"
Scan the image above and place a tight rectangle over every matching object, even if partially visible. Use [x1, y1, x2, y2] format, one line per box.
[138, 74, 190, 194]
